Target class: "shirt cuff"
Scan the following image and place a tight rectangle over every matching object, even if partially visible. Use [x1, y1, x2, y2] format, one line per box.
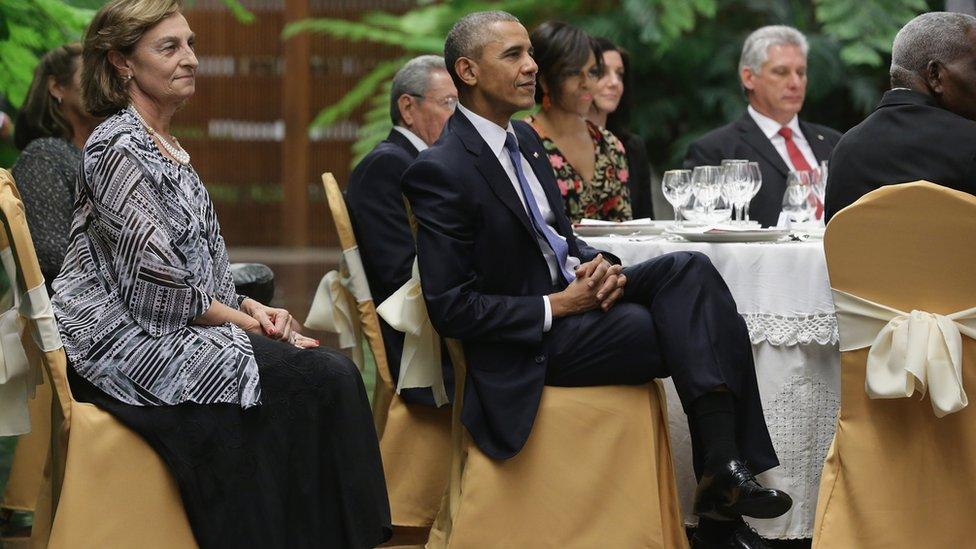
[542, 295, 552, 332]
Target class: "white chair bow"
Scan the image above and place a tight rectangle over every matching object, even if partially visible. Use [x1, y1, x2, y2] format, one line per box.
[833, 288, 976, 417]
[305, 269, 364, 371]
[376, 259, 448, 407]
[0, 248, 61, 435]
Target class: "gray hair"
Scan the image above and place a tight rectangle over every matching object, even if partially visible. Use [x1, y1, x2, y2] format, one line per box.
[891, 12, 976, 87]
[390, 55, 447, 125]
[444, 10, 520, 90]
[738, 25, 809, 75]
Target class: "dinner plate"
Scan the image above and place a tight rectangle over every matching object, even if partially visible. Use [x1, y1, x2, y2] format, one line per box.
[573, 223, 667, 237]
[669, 228, 790, 243]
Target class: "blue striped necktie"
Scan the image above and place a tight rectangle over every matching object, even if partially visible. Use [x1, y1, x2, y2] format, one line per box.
[503, 132, 575, 284]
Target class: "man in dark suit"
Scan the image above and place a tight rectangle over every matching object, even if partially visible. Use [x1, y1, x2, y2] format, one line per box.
[685, 26, 841, 227]
[825, 12, 976, 222]
[403, 12, 790, 548]
[345, 55, 457, 406]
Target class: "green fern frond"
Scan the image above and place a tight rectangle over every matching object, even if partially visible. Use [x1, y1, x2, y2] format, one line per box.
[311, 59, 406, 128]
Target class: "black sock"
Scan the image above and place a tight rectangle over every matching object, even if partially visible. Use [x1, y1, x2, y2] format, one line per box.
[689, 390, 739, 470]
[695, 516, 743, 543]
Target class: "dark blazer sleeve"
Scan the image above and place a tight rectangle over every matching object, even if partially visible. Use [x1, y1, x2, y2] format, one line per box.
[403, 157, 546, 345]
[345, 149, 415, 302]
[624, 133, 654, 219]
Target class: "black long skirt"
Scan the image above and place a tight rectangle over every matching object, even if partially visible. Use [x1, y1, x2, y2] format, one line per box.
[68, 333, 392, 549]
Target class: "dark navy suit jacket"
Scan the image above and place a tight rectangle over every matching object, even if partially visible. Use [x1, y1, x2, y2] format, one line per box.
[401, 110, 612, 459]
[684, 112, 841, 227]
[346, 128, 452, 406]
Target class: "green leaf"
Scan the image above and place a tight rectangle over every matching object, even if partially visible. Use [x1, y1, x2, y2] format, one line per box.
[310, 59, 405, 129]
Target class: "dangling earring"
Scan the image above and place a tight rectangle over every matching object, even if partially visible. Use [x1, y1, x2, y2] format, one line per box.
[542, 91, 551, 111]
[55, 96, 63, 105]
[122, 73, 133, 83]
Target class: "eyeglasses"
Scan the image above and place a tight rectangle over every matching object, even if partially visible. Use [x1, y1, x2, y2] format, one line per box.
[410, 94, 459, 111]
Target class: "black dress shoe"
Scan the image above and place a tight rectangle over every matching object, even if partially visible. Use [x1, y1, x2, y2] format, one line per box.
[690, 520, 770, 549]
[693, 459, 793, 521]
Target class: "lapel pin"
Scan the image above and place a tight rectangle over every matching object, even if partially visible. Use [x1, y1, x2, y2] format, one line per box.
[533, 152, 539, 158]
[817, 134, 824, 140]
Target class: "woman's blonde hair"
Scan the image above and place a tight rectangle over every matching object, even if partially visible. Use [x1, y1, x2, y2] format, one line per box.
[82, 0, 183, 117]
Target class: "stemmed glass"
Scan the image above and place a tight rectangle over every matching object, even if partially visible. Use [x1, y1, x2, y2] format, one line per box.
[662, 169, 693, 227]
[721, 160, 751, 222]
[781, 170, 814, 223]
[745, 162, 762, 222]
[810, 161, 828, 222]
[691, 166, 726, 224]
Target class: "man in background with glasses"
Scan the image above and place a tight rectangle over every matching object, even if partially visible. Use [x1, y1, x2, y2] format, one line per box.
[345, 55, 458, 406]
[684, 25, 841, 227]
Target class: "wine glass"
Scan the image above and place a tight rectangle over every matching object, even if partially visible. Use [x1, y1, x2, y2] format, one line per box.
[721, 160, 751, 222]
[781, 170, 814, 224]
[662, 169, 693, 227]
[746, 162, 762, 222]
[690, 166, 727, 224]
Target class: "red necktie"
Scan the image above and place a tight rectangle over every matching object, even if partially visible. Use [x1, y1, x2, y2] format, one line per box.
[778, 126, 822, 218]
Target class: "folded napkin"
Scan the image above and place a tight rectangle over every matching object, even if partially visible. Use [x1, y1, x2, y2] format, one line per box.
[833, 288, 976, 417]
[671, 223, 766, 234]
[577, 217, 654, 226]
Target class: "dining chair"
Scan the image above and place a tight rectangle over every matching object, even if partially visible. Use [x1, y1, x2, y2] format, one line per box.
[317, 172, 451, 531]
[813, 181, 976, 548]
[0, 169, 196, 549]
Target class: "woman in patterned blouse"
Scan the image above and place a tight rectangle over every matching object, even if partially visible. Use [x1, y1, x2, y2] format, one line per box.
[526, 21, 633, 223]
[51, 1, 390, 547]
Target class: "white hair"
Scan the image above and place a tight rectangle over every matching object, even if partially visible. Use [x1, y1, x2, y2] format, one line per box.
[390, 55, 447, 125]
[890, 11, 976, 86]
[738, 25, 809, 75]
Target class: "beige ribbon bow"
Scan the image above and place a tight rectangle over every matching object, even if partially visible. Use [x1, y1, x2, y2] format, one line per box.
[305, 269, 364, 371]
[376, 259, 448, 407]
[833, 288, 976, 417]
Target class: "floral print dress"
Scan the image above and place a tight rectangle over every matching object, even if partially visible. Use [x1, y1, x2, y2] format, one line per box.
[528, 116, 633, 223]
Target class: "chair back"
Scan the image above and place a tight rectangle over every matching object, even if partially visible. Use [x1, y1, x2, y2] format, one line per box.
[320, 173, 396, 427]
[814, 181, 976, 548]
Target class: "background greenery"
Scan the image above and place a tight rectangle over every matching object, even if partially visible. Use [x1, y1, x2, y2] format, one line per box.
[285, 0, 942, 170]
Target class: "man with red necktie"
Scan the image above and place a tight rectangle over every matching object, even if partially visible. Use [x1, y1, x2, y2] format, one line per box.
[685, 25, 842, 227]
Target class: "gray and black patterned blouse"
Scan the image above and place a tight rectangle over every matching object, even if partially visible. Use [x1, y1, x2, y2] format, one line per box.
[10, 137, 79, 286]
[51, 106, 261, 408]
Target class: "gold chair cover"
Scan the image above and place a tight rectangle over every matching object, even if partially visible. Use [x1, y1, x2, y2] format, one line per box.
[2, 368, 50, 512]
[322, 172, 450, 527]
[0, 170, 195, 548]
[813, 181, 976, 548]
[427, 313, 686, 548]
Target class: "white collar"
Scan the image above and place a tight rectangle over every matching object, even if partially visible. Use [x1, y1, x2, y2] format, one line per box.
[748, 105, 803, 141]
[392, 126, 428, 152]
[457, 103, 516, 156]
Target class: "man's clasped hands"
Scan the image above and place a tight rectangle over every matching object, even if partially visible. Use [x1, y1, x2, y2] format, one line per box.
[548, 254, 626, 318]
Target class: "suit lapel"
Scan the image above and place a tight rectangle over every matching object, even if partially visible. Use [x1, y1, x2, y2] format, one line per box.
[799, 121, 831, 163]
[449, 112, 537, 242]
[737, 114, 790, 177]
[518, 129, 576, 240]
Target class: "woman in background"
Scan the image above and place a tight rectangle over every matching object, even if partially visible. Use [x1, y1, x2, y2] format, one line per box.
[11, 44, 100, 290]
[526, 21, 632, 223]
[587, 37, 655, 219]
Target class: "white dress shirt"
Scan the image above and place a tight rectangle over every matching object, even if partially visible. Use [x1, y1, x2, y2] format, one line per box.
[457, 104, 581, 332]
[748, 105, 818, 170]
[393, 125, 428, 152]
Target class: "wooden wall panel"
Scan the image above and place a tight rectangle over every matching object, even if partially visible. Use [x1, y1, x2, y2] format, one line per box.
[180, 1, 408, 247]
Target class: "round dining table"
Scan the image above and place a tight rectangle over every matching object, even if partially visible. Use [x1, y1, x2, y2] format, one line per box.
[587, 233, 840, 540]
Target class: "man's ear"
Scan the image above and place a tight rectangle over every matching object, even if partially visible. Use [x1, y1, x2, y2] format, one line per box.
[107, 50, 130, 77]
[397, 94, 415, 127]
[740, 67, 756, 92]
[926, 60, 945, 96]
[455, 57, 478, 88]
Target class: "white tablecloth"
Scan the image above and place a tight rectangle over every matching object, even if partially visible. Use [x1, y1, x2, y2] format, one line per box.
[588, 235, 840, 539]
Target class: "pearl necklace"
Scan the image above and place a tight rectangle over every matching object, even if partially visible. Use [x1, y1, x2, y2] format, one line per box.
[131, 106, 190, 165]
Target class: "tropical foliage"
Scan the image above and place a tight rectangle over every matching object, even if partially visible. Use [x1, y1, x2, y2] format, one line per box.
[285, 0, 939, 169]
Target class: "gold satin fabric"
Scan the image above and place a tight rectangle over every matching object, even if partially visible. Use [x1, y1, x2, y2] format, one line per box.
[3, 368, 50, 512]
[0, 170, 196, 548]
[322, 173, 450, 527]
[427, 340, 687, 547]
[813, 181, 976, 548]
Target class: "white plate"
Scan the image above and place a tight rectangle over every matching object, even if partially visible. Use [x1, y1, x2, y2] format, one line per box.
[573, 223, 667, 237]
[670, 228, 789, 242]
